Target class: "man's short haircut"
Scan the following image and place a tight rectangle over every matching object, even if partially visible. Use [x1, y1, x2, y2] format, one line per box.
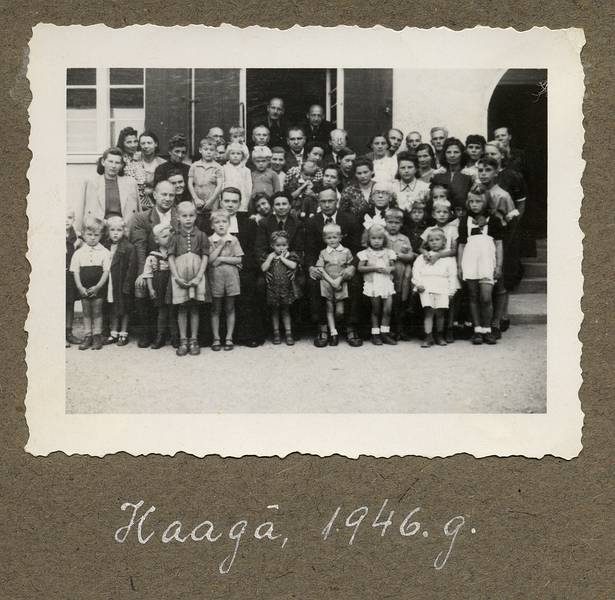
[168, 134, 188, 150]
[494, 125, 511, 136]
[307, 104, 324, 113]
[229, 126, 245, 137]
[406, 130, 422, 140]
[330, 128, 347, 139]
[287, 126, 306, 138]
[271, 146, 286, 155]
[322, 164, 341, 178]
[388, 128, 404, 138]
[221, 186, 242, 201]
[465, 134, 487, 148]
[476, 156, 500, 170]
[154, 179, 175, 192]
[252, 124, 270, 135]
[270, 191, 291, 204]
[165, 168, 185, 180]
[430, 126, 449, 138]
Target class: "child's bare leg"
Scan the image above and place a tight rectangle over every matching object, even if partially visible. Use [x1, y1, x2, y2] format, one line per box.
[210, 298, 222, 341]
[190, 306, 200, 341]
[91, 298, 104, 335]
[326, 299, 336, 335]
[109, 306, 120, 336]
[466, 281, 480, 328]
[66, 303, 75, 334]
[81, 299, 92, 335]
[401, 265, 412, 303]
[480, 282, 494, 329]
[224, 296, 236, 341]
[381, 296, 393, 327]
[370, 297, 381, 330]
[281, 306, 292, 335]
[271, 307, 281, 334]
[435, 309, 446, 334]
[335, 300, 344, 319]
[492, 283, 507, 330]
[422, 307, 434, 346]
[177, 305, 188, 339]
[120, 313, 129, 335]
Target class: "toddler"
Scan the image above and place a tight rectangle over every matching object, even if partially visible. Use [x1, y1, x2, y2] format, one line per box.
[261, 231, 300, 345]
[315, 223, 354, 346]
[142, 224, 173, 349]
[251, 146, 281, 199]
[104, 216, 137, 346]
[228, 126, 250, 165]
[188, 136, 224, 225]
[65, 209, 83, 347]
[69, 217, 111, 350]
[412, 229, 457, 347]
[457, 191, 504, 345]
[286, 160, 321, 219]
[207, 209, 244, 351]
[357, 224, 397, 345]
[223, 142, 252, 212]
[168, 201, 209, 356]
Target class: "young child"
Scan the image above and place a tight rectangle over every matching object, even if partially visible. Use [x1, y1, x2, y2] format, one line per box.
[261, 230, 300, 345]
[104, 216, 137, 346]
[419, 199, 460, 342]
[404, 201, 428, 254]
[168, 201, 209, 357]
[384, 208, 415, 340]
[215, 142, 227, 165]
[142, 224, 172, 349]
[69, 217, 111, 351]
[65, 209, 83, 347]
[188, 137, 224, 227]
[285, 160, 321, 219]
[251, 146, 281, 199]
[228, 126, 250, 165]
[412, 228, 458, 348]
[249, 192, 272, 224]
[207, 209, 244, 351]
[223, 142, 252, 212]
[357, 224, 397, 346]
[457, 191, 504, 345]
[393, 152, 430, 213]
[270, 146, 287, 190]
[315, 223, 354, 346]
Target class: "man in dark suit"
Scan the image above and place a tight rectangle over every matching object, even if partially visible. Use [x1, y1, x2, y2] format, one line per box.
[493, 126, 528, 177]
[255, 192, 304, 262]
[323, 128, 348, 166]
[252, 97, 288, 149]
[153, 134, 191, 186]
[129, 180, 178, 348]
[284, 126, 308, 170]
[301, 104, 334, 147]
[304, 189, 363, 347]
[218, 187, 265, 347]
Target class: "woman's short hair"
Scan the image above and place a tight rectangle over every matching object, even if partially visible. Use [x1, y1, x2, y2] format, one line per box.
[96, 147, 125, 176]
[440, 137, 468, 169]
[115, 126, 139, 152]
[395, 151, 419, 177]
[368, 133, 390, 149]
[139, 130, 160, 152]
[352, 156, 374, 174]
[414, 143, 437, 169]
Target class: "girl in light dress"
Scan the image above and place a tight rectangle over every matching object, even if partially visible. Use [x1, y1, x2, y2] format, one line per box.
[357, 224, 398, 346]
[457, 191, 504, 346]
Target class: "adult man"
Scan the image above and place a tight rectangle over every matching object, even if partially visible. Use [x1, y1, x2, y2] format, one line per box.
[323, 129, 348, 166]
[207, 127, 225, 144]
[405, 131, 422, 153]
[430, 126, 448, 166]
[217, 187, 265, 347]
[493, 126, 527, 176]
[301, 104, 334, 146]
[386, 128, 404, 156]
[153, 134, 190, 186]
[284, 127, 308, 170]
[130, 180, 179, 348]
[254, 97, 288, 148]
[304, 189, 363, 347]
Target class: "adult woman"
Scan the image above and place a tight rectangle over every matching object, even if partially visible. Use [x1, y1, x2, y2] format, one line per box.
[138, 130, 166, 209]
[82, 147, 139, 229]
[415, 143, 440, 183]
[116, 126, 147, 209]
[336, 147, 357, 190]
[432, 137, 474, 209]
[368, 134, 398, 183]
[339, 157, 375, 218]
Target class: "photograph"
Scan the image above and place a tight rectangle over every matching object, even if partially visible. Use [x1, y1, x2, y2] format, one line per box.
[25, 25, 583, 457]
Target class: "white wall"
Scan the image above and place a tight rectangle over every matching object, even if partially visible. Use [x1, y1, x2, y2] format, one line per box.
[392, 69, 506, 145]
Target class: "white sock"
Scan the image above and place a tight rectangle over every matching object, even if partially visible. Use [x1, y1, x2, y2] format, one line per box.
[330, 328, 338, 336]
[371, 327, 380, 334]
[474, 326, 483, 334]
[110, 330, 119, 338]
[381, 326, 390, 333]
[484, 327, 492, 333]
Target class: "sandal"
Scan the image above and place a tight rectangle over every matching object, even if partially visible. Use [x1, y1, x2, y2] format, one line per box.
[224, 339, 234, 351]
[211, 339, 222, 352]
[285, 334, 295, 346]
[117, 332, 129, 347]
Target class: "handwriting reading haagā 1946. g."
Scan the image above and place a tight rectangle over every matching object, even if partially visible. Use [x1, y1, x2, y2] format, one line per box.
[114, 499, 476, 574]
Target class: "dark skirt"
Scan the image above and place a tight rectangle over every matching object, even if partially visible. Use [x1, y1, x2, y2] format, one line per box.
[79, 265, 107, 299]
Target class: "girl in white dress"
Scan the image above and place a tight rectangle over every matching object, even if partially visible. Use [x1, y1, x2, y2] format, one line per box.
[357, 224, 397, 346]
[457, 191, 504, 346]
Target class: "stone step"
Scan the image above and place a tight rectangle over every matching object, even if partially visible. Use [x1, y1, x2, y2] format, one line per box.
[514, 277, 547, 294]
[508, 293, 547, 325]
[521, 261, 547, 278]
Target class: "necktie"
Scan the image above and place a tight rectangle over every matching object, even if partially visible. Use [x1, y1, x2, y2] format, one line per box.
[325, 217, 333, 225]
[278, 220, 285, 231]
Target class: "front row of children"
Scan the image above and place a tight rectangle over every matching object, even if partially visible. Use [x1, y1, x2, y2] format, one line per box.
[67, 190, 504, 354]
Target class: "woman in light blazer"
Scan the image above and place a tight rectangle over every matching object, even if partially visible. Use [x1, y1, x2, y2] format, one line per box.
[80, 147, 140, 230]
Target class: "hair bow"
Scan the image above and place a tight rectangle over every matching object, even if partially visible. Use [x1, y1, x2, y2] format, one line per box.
[363, 213, 386, 230]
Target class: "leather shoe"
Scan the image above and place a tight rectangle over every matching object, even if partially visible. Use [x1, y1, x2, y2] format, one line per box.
[346, 329, 363, 347]
[66, 332, 82, 345]
[371, 334, 383, 346]
[245, 340, 259, 348]
[381, 332, 398, 345]
[150, 334, 166, 349]
[329, 335, 339, 346]
[313, 332, 329, 348]
[138, 336, 152, 349]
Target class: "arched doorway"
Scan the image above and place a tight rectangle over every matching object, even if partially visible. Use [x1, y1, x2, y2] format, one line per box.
[488, 69, 548, 242]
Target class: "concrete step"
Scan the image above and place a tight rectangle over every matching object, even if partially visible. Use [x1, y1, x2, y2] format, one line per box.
[508, 293, 547, 325]
[521, 261, 547, 278]
[514, 277, 547, 294]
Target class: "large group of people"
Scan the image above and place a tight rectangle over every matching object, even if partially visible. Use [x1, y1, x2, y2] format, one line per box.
[67, 96, 530, 355]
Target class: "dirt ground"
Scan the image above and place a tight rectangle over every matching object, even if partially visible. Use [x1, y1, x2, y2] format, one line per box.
[66, 324, 546, 414]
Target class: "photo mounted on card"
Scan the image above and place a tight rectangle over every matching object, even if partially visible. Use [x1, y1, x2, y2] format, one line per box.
[25, 25, 584, 458]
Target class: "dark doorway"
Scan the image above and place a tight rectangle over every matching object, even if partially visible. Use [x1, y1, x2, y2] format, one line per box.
[488, 69, 548, 240]
[246, 69, 329, 134]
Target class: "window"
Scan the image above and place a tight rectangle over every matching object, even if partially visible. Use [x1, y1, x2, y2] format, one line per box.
[66, 68, 145, 159]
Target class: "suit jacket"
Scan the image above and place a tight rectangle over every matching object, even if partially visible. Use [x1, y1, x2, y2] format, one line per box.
[255, 214, 304, 264]
[81, 174, 139, 230]
[252, 116, 288, 149]
[128, 207, 179, 275]
[284, 149, 307, 171]
[301, 120, 334, 146]
[304, 212, 361, 268]
[432, 171, 474, 209]
[323, 151, 340, 166]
